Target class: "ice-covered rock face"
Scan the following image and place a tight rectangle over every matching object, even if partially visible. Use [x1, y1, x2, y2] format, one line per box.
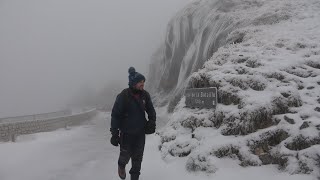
[153, 0, 320, 178]
[147, 0, 293, 108]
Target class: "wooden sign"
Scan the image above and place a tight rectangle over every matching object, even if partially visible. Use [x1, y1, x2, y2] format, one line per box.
[185, 87, 218, 109]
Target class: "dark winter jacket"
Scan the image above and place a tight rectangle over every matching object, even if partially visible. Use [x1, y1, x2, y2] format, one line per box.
[111, 88, 156, 134]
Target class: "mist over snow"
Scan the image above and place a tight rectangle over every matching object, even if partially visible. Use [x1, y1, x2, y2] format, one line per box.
[0, 0, 193, 117]
[1, 0, 320, 179]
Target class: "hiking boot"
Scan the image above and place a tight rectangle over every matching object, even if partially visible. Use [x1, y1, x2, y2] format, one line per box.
[118, 166, 126, 179]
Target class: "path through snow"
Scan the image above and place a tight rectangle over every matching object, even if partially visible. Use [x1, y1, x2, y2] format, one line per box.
[0, 112, 312, 180]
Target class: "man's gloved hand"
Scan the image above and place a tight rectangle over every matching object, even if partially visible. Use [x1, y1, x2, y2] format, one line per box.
[145, 120, 156, 134]
[110, 128, 120, 146]
[110, 135, 119, 146]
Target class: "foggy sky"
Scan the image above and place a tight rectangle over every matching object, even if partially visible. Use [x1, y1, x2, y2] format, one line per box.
[0, 0, 193, 117]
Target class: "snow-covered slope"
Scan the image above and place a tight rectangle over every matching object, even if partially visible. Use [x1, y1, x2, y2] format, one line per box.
[148, 0, 319, 109]
[150, 0, 320, 178]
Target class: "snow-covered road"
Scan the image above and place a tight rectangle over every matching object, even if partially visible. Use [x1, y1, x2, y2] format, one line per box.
[0, 112, 313, 180]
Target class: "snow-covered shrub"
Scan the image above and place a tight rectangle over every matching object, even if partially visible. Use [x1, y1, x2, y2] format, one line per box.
[186, 153, 217, 173]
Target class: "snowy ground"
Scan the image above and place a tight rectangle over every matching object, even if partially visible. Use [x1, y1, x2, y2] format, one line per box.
[0, 111, 313, 180]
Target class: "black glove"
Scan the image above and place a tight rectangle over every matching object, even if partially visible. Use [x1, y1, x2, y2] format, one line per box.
[110, 135, 120, 146]
[145, 120, 156, 134]
[110, 128, 120, 146]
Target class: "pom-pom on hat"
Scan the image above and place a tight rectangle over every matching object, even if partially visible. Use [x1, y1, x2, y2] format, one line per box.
[128, 67, 145, 87]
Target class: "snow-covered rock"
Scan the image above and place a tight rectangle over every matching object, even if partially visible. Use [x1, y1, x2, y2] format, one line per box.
[151, 0, 320, 178]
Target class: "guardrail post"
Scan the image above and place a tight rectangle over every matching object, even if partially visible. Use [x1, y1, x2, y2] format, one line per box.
[11, 134, 17, 142]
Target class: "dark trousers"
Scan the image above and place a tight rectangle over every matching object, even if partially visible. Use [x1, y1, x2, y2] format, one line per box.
[118, 131, 145, 179]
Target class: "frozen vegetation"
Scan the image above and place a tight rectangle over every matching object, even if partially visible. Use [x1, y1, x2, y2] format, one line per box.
[148, 0, 320, 178]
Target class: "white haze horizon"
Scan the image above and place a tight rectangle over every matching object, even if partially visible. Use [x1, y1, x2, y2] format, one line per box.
[0, 0, 193, 117]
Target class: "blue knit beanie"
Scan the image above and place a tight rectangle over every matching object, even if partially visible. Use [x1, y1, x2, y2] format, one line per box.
[128, 67, 145, 87]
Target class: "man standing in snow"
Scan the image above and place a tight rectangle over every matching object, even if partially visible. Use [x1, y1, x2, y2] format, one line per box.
[110, 67, 156, 180]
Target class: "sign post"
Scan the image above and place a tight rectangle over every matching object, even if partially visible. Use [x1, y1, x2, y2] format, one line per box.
[185, 87, 218, 109]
